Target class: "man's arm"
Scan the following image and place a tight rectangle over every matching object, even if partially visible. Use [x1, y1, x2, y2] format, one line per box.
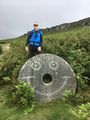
[37, 31, 43, 52]
[26, 31, 32, 46]
[40, 31, 43, 48]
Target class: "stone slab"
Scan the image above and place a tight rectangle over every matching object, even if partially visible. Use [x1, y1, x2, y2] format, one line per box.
[18, 54, 76, 102]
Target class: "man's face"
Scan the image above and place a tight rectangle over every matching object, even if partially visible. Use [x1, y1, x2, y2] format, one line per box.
[34, 24, 39, 31]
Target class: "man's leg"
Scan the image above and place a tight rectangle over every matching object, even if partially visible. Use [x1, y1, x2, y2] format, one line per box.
[28, 46, 35, 58]
[27, 46, 42, 58]
[37, 50, 42, 54]
[34, 46, 42, 55]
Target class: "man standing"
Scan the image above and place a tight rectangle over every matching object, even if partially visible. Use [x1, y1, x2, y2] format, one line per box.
[26, 23, 43, 57]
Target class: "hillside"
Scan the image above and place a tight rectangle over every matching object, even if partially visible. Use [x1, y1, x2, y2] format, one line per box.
[43, 17, 90, 32]
[0, 18, 90, 120]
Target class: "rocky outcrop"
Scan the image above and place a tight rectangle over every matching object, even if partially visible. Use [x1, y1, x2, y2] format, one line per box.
[43, 17, 90, 32]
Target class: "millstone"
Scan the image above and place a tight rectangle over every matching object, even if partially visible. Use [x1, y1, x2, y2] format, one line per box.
[18, 53, 76, 102]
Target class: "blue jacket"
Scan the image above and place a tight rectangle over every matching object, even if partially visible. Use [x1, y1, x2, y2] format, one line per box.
[26, 29, 43, 47]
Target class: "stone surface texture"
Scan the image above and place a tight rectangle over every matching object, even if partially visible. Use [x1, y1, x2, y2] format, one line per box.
[18, 54, 76, 102]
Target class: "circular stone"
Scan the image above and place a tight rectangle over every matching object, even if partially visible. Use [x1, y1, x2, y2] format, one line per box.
[18, 54, 76, 102]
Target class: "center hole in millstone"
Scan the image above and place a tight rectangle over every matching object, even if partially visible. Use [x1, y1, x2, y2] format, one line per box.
[43, 73, 52, 84]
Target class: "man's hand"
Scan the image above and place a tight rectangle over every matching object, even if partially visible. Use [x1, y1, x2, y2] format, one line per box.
[25, 46, 29, 52]
[37, 46, 41, 51]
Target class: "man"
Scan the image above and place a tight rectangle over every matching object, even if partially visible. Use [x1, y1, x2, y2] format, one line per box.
[26, 23, 43, 57]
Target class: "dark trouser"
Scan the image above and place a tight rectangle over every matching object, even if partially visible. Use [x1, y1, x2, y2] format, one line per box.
[28, 45, 41, 58]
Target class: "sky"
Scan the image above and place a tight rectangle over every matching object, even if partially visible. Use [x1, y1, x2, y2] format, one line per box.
[0, 0, 90, 40]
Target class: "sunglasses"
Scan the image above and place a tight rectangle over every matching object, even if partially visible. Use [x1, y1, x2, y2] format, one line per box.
[34, 24, 38, 27]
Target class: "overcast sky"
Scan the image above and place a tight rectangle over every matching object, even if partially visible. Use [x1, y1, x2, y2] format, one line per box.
[0, 0, 90, 40]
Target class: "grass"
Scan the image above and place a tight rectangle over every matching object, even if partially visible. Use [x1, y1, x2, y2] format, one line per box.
[0, 86, 75, 120]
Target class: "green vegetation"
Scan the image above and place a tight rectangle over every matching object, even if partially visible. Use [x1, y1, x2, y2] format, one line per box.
[7, 82, 35, 109]
[44, 27, 90, 87]
[0, 26, 90, 120]
[0, 88, 75, 120]
[62, 90, 75, 103]
[71, 102, 90, 120]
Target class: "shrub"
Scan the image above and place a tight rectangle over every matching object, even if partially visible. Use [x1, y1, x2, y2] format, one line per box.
[62, 90, 90, 105]
[0, 48, 26, 85]
[0, 76, 11, 85]
[76, 75, 87, 91]
[62, 90, 75, 103]
[9, 82, 35, 110]
[70, 102, 90, 120]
